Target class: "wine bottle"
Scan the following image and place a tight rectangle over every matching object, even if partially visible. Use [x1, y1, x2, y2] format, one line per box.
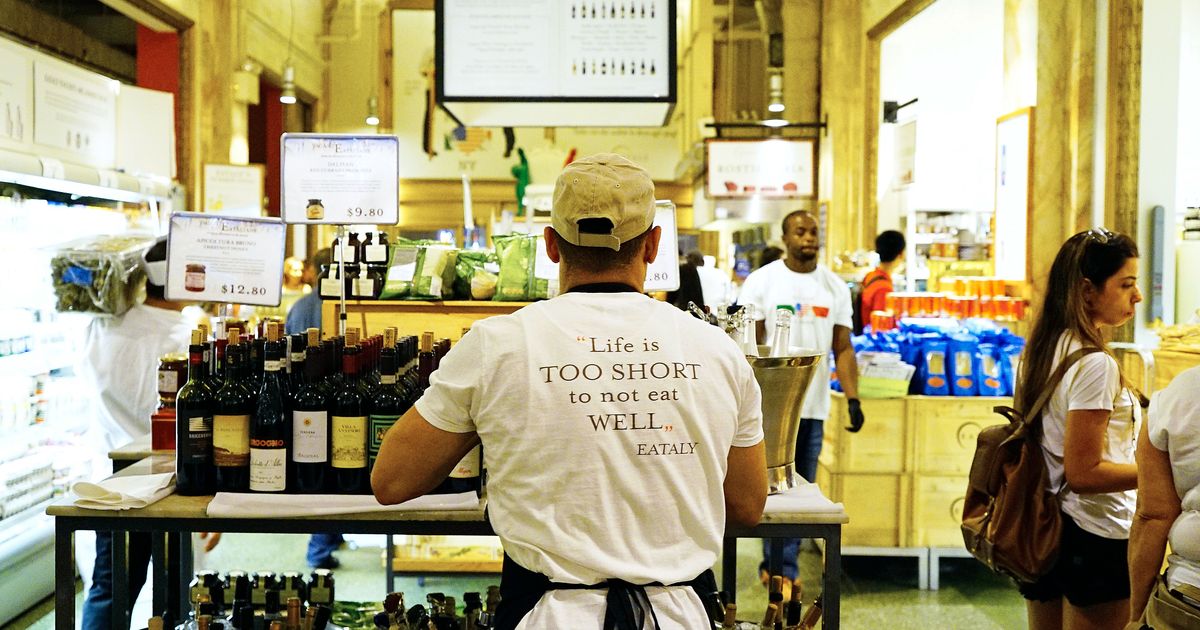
[368, 328, 406, 474]
[287, 332, 308, 396]
[416, 332, 435, 392]
[425, 331, 482, 496]
[248, 335, 266, 394]
[784, 578, 804, 627]
[177, 329, 215, 495]
[250, 322, 288, 493]
[331, 329, 369, 493]
[770, 306, 794, 357]
[798, 595, 823, 629]
[214, 330, 252, 492]
[292, 328, 330, 493]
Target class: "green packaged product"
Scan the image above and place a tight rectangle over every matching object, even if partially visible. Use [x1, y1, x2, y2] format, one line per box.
[379, 240, 421, 299]
[453, 250, 498, 300]
[492, 233, 556, 301]
[50, 234, 157, 316]
[411, 244, 458, 299]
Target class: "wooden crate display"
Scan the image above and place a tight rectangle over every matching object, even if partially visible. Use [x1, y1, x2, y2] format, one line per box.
[909, 396, 1009, 475]
[822, 395, 909, 474]
[817, 465, 910, 547]
[909, 474, 969, 547]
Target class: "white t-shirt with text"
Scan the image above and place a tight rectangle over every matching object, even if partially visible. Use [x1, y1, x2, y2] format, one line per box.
[1036, 334, 1139, 539]
[1146, 366, 1200, 592]
[414, 291, 764, 628]
[737, 261, 852, 421]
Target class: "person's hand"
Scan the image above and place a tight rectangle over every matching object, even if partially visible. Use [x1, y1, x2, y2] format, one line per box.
[845, 398, 865, 433]
[198, 532, 222, 552]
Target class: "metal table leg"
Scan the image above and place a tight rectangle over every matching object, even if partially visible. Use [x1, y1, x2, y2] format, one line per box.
[112, 530, 129, 630]
[173, 532, 192, 621]
[55, 520, 75, 630]
[822, 525, 841, 630]
[386, 534, 395, 593]
[721, 538, 738, 604]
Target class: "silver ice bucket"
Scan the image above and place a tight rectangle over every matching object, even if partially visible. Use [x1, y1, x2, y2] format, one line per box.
[747, 346, 824, 494]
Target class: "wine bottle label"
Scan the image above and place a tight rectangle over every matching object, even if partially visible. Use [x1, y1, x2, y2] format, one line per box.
[249, 445, 286, 491]
[213, 414, 250, 466]
[354, 277, 374, 297]
[368, 414, 400, 458]
[292, 410, 328, 463]
[380, 375, 396, 385]
[365, 244, 388, 263]
[157, 369, 178, 393]
[290, 352, 305, 364]
[331, 415, 367, 468]
[320, 278, 342, 298]
[182, 415, 212, 463]
[264, 359, 282, 372]
[450, 445, 481, 479]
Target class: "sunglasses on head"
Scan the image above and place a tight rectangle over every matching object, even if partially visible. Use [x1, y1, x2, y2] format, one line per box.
[1085, 227, 1115, 244]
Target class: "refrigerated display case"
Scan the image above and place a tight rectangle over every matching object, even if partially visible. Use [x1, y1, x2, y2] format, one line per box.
[0, 183, 172, 624]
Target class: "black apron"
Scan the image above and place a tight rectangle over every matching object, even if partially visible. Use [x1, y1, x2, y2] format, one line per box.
[493, 554, 721, 630]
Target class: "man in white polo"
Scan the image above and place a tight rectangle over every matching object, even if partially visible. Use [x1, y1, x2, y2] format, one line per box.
[373, 153, 767, 629]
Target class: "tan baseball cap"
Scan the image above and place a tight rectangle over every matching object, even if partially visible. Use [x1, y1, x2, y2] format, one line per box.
[551, 153, 656, 251]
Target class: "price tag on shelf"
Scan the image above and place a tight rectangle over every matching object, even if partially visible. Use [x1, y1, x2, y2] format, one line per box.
[164, 212, 286, 306]
[643, 200, 679, 292]
[280, 133, 400, 225]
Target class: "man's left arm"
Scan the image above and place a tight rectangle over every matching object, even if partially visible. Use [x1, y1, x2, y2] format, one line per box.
[832, 325, 864, 432]
[372, 406, 480, 505]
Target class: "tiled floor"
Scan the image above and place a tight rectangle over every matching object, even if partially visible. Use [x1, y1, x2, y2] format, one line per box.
[5, 535, 1026, 629]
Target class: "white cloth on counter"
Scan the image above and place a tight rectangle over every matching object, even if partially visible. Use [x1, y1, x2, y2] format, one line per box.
[764, 482, 845, 516]
[72, 472, 176, 510]
[206, 491, 481, 518]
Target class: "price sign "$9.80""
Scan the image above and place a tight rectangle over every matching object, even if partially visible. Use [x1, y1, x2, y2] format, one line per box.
[345, 207, 386, 220]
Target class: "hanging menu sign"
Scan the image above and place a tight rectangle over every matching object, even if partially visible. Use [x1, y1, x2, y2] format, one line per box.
[706, 139, 816, 199]
[280, 133, 400, 225]
[165, 212, 287, 307]
[440, 0, 671, 99]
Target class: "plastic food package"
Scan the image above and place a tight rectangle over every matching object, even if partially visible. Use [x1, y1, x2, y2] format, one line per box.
[380, 241, 421, 299]
[50, 234, 156, 316]
[921, 339, 950, 396]
[453, 250, 498, 300]
[976, 343, 1005, 396]
[411, 245, 457, 299]
[948, 332, 980, 396]
[493, 234, 557, 301]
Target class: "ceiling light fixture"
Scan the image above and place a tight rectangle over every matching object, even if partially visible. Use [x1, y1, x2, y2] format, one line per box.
[279, 64, 297, 104]
[365, 95, 380, 126]
[766, 69, 785, 113]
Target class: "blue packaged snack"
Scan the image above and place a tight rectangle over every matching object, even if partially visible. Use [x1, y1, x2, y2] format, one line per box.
[999, 342, 1025, 396]
[976, 343, 1005, 396]
[948, 332, 980, 396]
[921, 339, 950, 396]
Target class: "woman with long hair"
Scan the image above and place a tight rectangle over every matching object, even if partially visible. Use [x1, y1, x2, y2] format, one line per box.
[1017, 228, 1143, 630]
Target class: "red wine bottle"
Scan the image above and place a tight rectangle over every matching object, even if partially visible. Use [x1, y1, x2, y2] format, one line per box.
[330, 330, 369, 494]
[368, 328, 407, 474]
[250, 322, 288, 493]
[292, 328, 330, 493]
[214, 330, 252, 492]
[176, 329, 215, 495]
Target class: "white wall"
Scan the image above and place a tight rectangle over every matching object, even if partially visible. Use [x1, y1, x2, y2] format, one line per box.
[876, 0, 1005, 229]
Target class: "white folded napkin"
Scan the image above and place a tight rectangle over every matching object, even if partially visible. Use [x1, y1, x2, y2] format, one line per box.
[206, 491, 482, 518]
[764, 482, 845, 515]
[72, 472, 176, 510]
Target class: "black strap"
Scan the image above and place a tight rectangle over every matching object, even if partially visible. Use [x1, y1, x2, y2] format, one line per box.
[494, 553, 718, 630]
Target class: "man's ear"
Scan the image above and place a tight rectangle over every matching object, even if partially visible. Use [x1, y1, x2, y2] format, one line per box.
[643, 226, 662, 264]
[544, 226, 562, 263]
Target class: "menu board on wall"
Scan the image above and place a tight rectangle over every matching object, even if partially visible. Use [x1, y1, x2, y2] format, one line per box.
[706, 139, 816, 199]
[33, 57, 116, 167]
[439, 0, 672, 100]
[280, 134, 400, 225]
[0, 40, 33, 148]
[165, 212, 286, 306]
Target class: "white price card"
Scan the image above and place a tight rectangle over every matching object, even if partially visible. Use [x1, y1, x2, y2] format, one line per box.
[643, 201, 679, 292]
[165, 212, 287, 307]
[280, 133, 399, 225]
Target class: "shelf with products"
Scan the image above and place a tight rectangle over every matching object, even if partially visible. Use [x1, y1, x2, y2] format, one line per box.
[322, 300, 531, 341]
[902, 209, 993, 292]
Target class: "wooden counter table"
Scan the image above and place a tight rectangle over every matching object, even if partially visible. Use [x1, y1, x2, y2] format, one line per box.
[49, 457, 848, 629]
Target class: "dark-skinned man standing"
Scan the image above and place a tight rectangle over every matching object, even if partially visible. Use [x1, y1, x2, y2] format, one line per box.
[738, 209, 863, 590]
[373, 154, 767, 629]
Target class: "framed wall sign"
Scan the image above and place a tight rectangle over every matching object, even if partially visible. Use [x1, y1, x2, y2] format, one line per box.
[280, 133, 400, 225]
[165, 212, 287, 306]
[203, 164, 265, 217]
[993, 107, 1033, 282]
[705, 139, 816, 199]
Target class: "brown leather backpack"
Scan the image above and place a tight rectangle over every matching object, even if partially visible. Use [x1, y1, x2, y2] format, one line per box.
[961, 347, 1100, 584]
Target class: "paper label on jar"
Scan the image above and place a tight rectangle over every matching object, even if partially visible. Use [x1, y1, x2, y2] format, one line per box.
[320, 278, 343, 298]
[365, 244, 388, 263]
[213, 414, 250, 466]
[331, 415, 367, 468]
[293, 410, 328, 463]
[354, 277, 375, 297]
[249, 445, 286, 491]
[158, 370, 179, 393]
[450, 445, 481, 479]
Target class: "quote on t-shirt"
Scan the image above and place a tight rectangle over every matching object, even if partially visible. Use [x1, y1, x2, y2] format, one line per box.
[538, 336, 700, 457]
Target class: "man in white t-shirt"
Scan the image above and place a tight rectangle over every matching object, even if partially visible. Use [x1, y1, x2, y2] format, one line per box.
[737, 209, 862, 585]
[373, 154, 767, 629]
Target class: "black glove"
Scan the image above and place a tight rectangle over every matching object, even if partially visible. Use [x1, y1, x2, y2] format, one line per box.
[845, 398, 865, 433]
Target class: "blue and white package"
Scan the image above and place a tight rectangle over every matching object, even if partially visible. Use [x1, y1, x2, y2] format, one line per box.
[976, 343, 1005, 396]
[948, 332, 980, 397]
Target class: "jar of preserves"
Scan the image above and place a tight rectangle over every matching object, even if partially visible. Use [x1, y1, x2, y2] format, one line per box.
[185, 264, 206, 292]
[157, 353, 188, 408]
[306, 199, 325, 220]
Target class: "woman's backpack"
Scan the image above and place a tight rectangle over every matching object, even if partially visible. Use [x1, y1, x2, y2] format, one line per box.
[961, 347, 1101, 584]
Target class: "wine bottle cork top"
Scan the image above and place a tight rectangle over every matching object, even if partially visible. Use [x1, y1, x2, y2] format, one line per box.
[266, 321, 280, 342]
[420, 331, 434, 352]
[307, 327, 320, 346]
[346, 328, 360, 347]
[762, 602, 778, 625]
[384, 327, 396, 348]
[191, 329, 203, 345]
[198, 322, 209, 339]
[228, 329, 241, 346]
